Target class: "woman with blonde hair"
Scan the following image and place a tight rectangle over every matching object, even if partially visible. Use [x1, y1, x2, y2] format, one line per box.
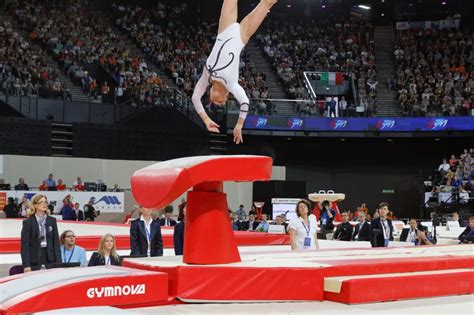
[21, 194, 61, 272]
[88, 233, 121, 266]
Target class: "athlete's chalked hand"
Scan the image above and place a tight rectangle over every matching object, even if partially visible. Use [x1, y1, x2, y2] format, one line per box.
[233, 125, 243, 144]
[205, 119, 220, 133]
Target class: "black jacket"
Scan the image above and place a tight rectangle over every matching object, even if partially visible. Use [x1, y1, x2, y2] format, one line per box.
[400, 228, 419, 242]
[333, 222, 353, 241]
[70, 209, 85, 221]
[370, 218, 394, 247]
[88, 252, 121, 266]
[241, 220, 259, 231]
[84, 204, 97, 221]
[130, 218, 163, 257]
[459, 227, 474, 243]
[15, 183, 29, 191]
[4, 204, 20, 218]
[21, 215, 61, 268]
[352, 221, 371, 241]
[173, 221, 185, 255]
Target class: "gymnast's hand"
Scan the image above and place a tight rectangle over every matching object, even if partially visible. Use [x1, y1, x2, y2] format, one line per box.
[204, 118, 220, 133]
[233, 124, 243, 144]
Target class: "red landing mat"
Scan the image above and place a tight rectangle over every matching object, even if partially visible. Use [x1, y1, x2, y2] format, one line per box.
[122, 260, 325, 302]
[319, 256, 474, 277]
[324, 269, 474, 304]
[122, 245, 474, 304]
[0, 266, 168, 314]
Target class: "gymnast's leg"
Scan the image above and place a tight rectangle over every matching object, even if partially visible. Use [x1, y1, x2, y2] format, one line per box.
[218, 0, 238, 34]
[240, 0, 278, 44]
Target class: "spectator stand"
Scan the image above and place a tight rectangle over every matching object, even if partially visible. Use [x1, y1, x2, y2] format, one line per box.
[393, 24, 472, 117]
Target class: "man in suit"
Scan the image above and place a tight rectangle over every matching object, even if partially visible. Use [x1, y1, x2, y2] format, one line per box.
[242, 213, 259, 231]
[400, 218, 419, 243]
[130, 207, 163, 257]
[159, 206, 177, 227]
[21, 195, 61, 271]
[333, 212, 353, 241]
[370, 202, 394, 247]
[352, 211, 371, 241]
[70, 203, 85, 221]
[458, 216, 474, 244]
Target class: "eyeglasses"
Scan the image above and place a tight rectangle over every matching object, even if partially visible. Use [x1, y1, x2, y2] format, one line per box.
[65, 235, 76, 238]
[35, 201, 48, 205]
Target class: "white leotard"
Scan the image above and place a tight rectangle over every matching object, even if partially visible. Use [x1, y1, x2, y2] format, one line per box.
[192, 23, 250, 120]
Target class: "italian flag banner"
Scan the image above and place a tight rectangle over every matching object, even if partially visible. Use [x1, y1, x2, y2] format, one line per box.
[320, 72, 344, 85]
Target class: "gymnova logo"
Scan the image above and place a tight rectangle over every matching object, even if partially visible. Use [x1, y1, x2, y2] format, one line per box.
[86, 284, 146, 298]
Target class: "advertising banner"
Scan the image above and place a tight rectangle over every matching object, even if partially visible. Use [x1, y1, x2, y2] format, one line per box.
[244, 116, 474, 132]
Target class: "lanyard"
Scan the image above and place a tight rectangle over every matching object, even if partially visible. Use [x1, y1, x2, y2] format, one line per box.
[144, 224, 151, 243]
[381, 220, 389, 239]
[356, 222, 363, 236]
[63, 246, 75, 263]
[301, 219, 310, 237]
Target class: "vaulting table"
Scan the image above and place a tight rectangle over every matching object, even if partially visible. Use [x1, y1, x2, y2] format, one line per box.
[131, 155, 273, 264]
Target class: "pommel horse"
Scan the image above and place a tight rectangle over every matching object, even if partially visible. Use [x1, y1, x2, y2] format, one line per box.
[131, 155, 273, 264]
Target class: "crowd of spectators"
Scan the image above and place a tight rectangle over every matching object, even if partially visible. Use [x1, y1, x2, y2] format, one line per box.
[0, 173, 122, 193]
[0, 20, 67, 99]
[433, 148, 473, 193]
[4, 1, 474, 119]
[112, 2, 271, 113]
[393, 28, 473, 117]
[257, 16, 377, 116]
[10, 1, 172, 106]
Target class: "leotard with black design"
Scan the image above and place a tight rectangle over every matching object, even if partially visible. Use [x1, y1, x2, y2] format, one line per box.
[192, 23, 250, 120]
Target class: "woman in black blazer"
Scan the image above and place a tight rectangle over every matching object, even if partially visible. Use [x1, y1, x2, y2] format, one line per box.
[21, 194, 61, 272]
[88, 233, 121, 266]
[173, 202, 186, 255]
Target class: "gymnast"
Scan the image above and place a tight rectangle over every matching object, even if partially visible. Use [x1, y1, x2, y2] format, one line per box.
[192, 0, 278, 144]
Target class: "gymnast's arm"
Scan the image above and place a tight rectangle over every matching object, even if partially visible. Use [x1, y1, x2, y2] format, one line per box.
[227, 83, 250, 144]
[191, 69, 220, 133]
